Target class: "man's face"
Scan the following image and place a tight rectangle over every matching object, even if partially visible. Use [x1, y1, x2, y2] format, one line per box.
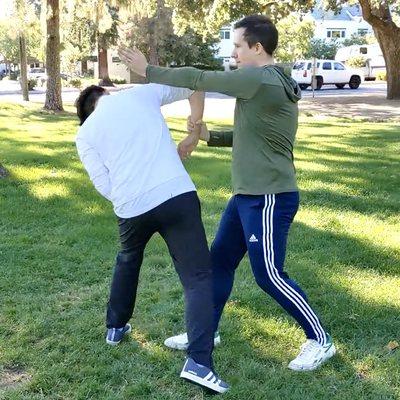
[231, 27, 259, 68]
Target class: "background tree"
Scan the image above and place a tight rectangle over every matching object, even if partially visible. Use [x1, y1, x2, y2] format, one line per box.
[119, 2, 221, 69]
[304, 38, 340, 59]
[62, 2, 97, 76]
[168, 0, 316, 37]
[162, 30, 221, 68]
[15, 0, 29, 101]
[71, 0, 121, 86]
[44, 0, 63, 111]
[97, 4, 119, 86]
[4, 0, 42, 101]
[275, 15, 315, 63]
[342, 33, 369, 46]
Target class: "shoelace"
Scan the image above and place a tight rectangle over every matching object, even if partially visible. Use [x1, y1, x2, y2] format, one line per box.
[296, 340, 321, 360]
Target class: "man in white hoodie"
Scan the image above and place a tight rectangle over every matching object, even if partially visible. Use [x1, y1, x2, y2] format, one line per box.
[75, 83, 228, 394]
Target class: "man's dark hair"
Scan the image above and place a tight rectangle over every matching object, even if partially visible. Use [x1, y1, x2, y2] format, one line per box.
[75, 85, 106, 125]
[234, 15, 278, 56]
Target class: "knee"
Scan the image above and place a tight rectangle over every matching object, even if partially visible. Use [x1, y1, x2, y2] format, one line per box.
[253, 272, 276, 295]
[116, 249, 141, 266]
[210, 239, 225, 259]
[180, 264, 212, 288]
[211, 241, 238, 269]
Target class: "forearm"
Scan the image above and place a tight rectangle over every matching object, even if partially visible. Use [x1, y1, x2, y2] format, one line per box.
[188, 91, 205, 136]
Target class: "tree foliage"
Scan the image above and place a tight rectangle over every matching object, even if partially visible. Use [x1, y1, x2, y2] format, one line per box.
[119, 2, 220, 67]
[167, 0, 316, 37]
[0, 1, 42, 64]
[275, 15, 315, 63]
[304, 38, 339, 59]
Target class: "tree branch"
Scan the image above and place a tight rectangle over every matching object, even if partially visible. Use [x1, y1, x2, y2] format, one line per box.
[358, 0, 392, 31]
[263, 2, 279, 7]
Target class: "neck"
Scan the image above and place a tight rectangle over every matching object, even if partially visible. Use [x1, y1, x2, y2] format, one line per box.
[255, 54, 274, 67]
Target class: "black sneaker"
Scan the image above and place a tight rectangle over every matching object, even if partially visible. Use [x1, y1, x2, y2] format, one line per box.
[106, 323, 132, 345]
[180, 357, 229, 394]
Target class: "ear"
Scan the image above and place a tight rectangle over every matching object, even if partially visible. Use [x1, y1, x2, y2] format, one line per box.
[254, 42, 263, 55]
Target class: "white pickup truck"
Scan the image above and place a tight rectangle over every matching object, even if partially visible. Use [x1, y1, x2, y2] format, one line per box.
[291, 59, 364, 90]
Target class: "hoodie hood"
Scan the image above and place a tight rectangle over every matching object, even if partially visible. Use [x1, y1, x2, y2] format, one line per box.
[267, 65, 302, 103]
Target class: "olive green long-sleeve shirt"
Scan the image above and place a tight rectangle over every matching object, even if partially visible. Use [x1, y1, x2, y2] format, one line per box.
[147, 64, 301, 195]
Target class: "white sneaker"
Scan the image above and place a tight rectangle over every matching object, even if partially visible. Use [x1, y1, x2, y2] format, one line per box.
[288, 334, 336, 371]
[164, 332, 221, 350]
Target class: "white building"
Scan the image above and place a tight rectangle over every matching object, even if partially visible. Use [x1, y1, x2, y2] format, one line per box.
[310, 4, 373, 42]
[216, 26, 235, 69]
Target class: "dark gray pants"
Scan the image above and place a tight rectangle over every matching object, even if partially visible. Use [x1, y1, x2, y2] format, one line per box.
[106, 191, 214, 368]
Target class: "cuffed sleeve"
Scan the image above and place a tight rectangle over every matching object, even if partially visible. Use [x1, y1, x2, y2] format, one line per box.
[207, 131, 233, 147]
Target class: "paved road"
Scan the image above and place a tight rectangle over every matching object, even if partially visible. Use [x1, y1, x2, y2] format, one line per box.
[0, 79, 390, 121]
[0, 79, 388, 103]
[206, 81, 387, 99]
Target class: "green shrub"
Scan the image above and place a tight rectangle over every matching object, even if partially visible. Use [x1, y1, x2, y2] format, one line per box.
[347, 56, 367, 68]
[111, 77, 127, 84]
[27, 78, 37, 90]
[375, 71, 387, 81]
[68, 78, 82, 89]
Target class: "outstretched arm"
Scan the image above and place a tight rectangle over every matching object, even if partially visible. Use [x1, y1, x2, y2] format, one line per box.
[118, 47, 262, 99]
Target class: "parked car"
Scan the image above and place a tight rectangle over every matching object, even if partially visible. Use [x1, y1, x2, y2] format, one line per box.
[291, 59, 364, 90]
[27, 68, 71, 84]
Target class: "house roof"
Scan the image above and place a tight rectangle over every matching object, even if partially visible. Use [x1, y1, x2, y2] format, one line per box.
[311, 4, 363, 21]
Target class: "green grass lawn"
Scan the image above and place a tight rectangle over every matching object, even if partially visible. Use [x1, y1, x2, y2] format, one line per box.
[0, 102, 399, 400]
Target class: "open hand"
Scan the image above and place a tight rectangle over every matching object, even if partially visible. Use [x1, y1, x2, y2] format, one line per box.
[118, 46, 148, 77]
[178, 133, 199, 160]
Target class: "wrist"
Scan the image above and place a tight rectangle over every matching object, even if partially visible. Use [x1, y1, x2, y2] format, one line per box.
[199, 123, 210, 142]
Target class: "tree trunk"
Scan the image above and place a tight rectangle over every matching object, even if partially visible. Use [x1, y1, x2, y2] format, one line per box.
[359, 0, 400, 100]
[148, 34, 159, 66]
[374, 28, 400, 100]
[98, 38, 113, 87]
[147, 0, 169, 66]
[44, 0, 63, 111]
[148, 18, 159, 66]
[19, 34, 29, 101]
[81, 59, 88, 75]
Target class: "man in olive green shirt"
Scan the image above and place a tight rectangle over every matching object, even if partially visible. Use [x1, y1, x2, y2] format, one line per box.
[119, 14, 335, 373]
